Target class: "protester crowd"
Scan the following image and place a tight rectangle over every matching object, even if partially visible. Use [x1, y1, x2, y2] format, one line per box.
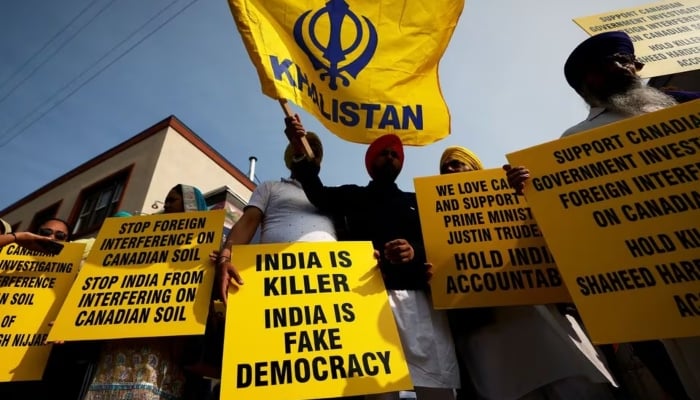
[0, 31, 699, 400]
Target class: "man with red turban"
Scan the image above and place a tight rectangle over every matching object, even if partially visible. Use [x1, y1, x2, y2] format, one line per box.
[285, 116, 460, 400]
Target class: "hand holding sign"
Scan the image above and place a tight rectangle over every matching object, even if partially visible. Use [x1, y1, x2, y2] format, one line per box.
[11, 232, 64, 255]
[502, 164, 530, 195]
[384, 239, 415, 264]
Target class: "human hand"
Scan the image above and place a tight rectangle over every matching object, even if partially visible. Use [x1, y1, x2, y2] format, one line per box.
[384, 239, 415, 264]
[14, 232, 63, 255]
[216, 257, 243, 305]
[424, 262, 433, 282]
[284, 114, 307, 155]
[503, 164, 530, 195]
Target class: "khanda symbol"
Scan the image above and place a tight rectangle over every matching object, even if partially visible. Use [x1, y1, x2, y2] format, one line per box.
[293, 0, 378, 90]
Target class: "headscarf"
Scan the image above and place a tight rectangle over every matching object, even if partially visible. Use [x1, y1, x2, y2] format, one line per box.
[284, 132, 323, 169]
[365, 134, 404, 178]
[564, 31, 635, 94]
[0, 218, 11, 234]
[177, 184, 208, 211]
[440, 146, 483, 171]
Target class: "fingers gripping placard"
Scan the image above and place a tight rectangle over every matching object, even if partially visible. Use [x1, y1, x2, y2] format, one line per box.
[221, 242, 411, 400]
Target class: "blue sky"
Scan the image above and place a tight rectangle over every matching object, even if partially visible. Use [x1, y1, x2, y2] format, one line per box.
[0, 0, 655, 210]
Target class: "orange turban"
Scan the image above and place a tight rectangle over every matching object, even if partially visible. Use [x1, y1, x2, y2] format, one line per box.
[365, 134, 404, 178]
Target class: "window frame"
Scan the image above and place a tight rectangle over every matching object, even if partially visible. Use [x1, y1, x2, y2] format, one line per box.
[70, 166, 133, 237]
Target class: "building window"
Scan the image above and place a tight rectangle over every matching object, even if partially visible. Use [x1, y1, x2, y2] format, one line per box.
[72, 169, 130, 236]
[28, 202, 62, 233]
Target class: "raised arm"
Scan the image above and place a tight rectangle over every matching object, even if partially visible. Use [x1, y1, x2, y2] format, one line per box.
[284, 115, 356, 214]
[215, 206, 263, 303]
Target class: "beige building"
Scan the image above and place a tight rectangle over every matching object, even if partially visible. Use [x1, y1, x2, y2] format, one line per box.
[0, 115, 255, 238]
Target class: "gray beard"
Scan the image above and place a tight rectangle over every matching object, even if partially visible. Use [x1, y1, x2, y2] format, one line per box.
[589, 85, 678, 116]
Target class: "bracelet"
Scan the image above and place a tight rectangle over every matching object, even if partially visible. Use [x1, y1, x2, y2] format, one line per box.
[10, 232, 17, 242]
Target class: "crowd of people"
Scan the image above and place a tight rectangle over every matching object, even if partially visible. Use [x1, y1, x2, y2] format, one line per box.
[0, 31, 698, 400]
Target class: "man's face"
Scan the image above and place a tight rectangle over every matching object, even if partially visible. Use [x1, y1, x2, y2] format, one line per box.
[370, 146, 402, 182]
[583, 53, 644, 100]
[440, 159, 473, 175]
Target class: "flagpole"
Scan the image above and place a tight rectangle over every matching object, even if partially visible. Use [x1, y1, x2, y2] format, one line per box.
[279, 99, 315, 159]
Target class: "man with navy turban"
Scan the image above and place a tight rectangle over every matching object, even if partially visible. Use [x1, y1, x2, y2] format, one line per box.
[505, 31, 700, 399]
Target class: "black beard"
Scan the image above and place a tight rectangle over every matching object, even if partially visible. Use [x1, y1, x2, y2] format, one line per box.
[371, 164, 400, 183]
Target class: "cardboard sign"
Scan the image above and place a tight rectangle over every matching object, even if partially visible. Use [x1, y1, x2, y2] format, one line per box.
[415, 169, 571, 308]
[0, 242, 83, 381]
[220, 242, 412, 400]
[506, 101, 700, 343]
[48, 210, 224, 341]
[574, 0, 700, 78]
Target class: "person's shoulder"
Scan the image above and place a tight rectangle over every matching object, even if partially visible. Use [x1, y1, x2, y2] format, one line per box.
[561, 123, 586, 138]
[256, 180, 284, 189]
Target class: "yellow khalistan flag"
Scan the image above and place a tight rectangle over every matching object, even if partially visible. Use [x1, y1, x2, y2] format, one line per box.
[228, 0, 464, 145]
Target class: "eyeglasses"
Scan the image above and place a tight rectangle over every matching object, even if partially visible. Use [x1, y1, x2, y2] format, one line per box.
[379, 149, 399, 158]
[38, 227, 68, 241]
[605, 53, 644, 71]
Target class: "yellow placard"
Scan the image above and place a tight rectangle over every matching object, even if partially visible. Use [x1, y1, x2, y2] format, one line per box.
[227, 0, 464, 145]
[0, 242, 83, 381]
[221, 242, 412, 400]
[414, 169, 571, 309]
[47, 210, 225, 341]
[573, 0, 700, 78]
[506, 101, 700, 343]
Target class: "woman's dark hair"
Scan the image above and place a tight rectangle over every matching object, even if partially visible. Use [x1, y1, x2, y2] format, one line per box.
[171, 184, 184, 197]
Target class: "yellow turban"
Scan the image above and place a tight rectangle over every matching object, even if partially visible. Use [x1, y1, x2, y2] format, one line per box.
[284, 132, 323, 169]
[440, 146, 483, 171]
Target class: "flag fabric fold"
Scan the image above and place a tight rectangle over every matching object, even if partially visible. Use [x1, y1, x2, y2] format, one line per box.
[228, 0, 464, 145]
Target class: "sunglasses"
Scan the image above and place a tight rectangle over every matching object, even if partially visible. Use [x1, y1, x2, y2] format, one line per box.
[38, 227, 68, 241]
[605, 53, 644, 71]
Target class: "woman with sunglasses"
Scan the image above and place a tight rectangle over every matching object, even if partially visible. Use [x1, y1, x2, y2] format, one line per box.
[36, 218, 70, 242]
[0, 218, 64, 254]
[84, 184, 210, 400]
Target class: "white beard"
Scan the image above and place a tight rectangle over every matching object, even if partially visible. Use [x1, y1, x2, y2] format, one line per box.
[605, 86, 678, 116]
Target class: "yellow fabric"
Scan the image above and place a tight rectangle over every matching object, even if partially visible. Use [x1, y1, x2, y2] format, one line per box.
[440, 146, 483, 171]
[228, 0, 464, 145]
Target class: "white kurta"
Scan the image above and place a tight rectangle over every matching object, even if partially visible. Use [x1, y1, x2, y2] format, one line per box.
[455, 305, 615, 400]
[387, 290, 461, 389]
